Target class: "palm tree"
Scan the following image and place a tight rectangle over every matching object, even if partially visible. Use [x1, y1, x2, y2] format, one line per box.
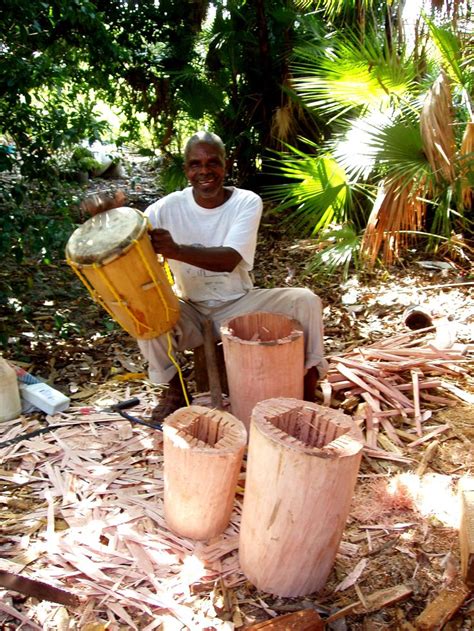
[266, 2, 473, 273]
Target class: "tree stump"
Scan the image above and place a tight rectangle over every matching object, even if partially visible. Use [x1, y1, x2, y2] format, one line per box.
[239, 398, 364, 597]
[163, 405, 247, 540]
[220, 312, 304, 429]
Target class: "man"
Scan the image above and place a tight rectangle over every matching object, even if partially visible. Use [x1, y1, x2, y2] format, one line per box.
[138, 131, 328, 420]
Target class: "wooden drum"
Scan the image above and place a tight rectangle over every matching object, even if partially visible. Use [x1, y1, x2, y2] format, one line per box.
[66, 207, 180, 339]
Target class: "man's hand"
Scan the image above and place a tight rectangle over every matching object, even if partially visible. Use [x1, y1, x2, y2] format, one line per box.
[80, 190, 126, 217]
[149, 228, 242, 273]
[150, 228, 180, 259]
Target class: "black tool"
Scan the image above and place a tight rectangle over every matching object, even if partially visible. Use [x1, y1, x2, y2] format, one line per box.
[107, 397, 140, 413]
[0, 559, 80, 607]
[0, 398, 162, 450]
[108, 398, 163, 430]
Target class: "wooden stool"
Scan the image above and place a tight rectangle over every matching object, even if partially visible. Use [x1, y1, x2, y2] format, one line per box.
[193, 342, 228, 393]
[192, 319, 228, 406]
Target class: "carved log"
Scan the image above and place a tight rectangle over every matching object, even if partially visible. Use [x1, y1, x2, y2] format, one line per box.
[163, 405, 246, 540]
[239, 398, 363, 596]
[221, 312, 304, 429]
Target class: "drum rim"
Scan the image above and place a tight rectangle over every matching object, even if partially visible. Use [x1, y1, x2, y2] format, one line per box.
[66, 207, 148, 267]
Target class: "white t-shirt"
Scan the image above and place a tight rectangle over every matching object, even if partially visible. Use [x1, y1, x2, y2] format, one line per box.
[145, 186, 263, 306]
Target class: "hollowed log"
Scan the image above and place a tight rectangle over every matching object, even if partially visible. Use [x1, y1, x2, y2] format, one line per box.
[163, 405, 247, 540]
[239, 398, 364, 597]
[220, 312, 304, 429]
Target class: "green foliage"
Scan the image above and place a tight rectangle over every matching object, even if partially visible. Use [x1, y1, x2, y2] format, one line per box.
[68, 147, 102, 174]
[266, 142, 352, 234]
[0, 182, 78, 265]
[1, 0, 472, 291]
[53, 309, 81, 338]
[307, 223, 361, 279]
[425, 17, 470, 89]
[157, 154, 188, 195]
[266, 6, 473, 273]
[0, 1, 120, 178]
[293, 32, 416, 119]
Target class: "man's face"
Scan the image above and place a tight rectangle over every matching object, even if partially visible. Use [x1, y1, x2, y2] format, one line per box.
[184, 142, 226, 208]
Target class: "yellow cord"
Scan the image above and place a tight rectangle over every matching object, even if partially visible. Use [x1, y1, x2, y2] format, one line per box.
[67, 259, 131, 332]
[166, 331, 190, 406]
[67, 228, 188, 406]
[134, 238, 176, 322]
[163, 260, 174, 286]
[94, 262, 153, 332]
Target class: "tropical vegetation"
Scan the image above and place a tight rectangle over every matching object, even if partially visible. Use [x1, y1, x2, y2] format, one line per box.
[0, 0, 472, 279]
[266, 0, 473, 273]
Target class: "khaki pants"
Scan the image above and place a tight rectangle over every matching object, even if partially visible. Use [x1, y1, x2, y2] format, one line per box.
[138, 287, 327, 384]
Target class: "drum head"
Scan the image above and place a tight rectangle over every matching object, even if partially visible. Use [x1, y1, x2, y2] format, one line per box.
[66, 207, 147, 265]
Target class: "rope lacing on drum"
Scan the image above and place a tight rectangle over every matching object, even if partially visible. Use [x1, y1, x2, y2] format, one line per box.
[66, 251, 189, 407]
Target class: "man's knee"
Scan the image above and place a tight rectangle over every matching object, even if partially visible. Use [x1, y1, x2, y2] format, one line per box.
[292, 287, 322, 313]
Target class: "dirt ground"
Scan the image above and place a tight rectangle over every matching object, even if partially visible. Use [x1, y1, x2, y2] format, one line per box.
[0, 159, 473, 629]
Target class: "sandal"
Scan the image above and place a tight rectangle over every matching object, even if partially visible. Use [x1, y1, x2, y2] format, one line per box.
[151, 385, 189, 421]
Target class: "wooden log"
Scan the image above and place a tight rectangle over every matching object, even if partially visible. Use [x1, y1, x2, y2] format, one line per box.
[245, 609, 324, 630]
[163, 405, 246, 540]
[239, 398, 363, 597]
[221, 312, 304, 429]
[459, 477, 474, 587]
[414, 577, 470, 630]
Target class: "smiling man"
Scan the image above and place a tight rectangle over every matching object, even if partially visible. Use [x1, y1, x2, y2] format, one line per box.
[138, 131, 328, 419]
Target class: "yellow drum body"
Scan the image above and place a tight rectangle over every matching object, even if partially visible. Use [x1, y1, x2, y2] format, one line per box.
[66, 207, 180, 339]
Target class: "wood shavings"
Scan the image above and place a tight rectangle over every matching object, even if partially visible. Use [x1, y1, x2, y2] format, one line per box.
[324, 330, 473, 464]
[0, 407, 243, 628]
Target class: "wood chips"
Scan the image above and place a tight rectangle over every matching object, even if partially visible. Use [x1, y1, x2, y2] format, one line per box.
[0, 326, 473, 628]
[0, 406, 243, 629]
[324, 327, 473, 466]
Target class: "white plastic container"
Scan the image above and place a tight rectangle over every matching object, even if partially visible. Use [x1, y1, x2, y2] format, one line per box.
[19, 382, 70, 415]
[0, 356, 22, 422]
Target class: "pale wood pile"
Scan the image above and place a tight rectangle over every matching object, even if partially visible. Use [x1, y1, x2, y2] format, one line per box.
[322, 328, 473, 468]
[0, 409, 245, 628]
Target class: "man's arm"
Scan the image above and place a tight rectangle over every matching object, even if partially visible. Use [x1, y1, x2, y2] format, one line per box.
[150, 228, 242, 273]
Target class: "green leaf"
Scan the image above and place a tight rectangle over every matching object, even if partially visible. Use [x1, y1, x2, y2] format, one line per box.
[424, 17, 465, 87]
[293, 32, 415, 119]
[307, 223, 361, 280]
[265, 145, 351, 236]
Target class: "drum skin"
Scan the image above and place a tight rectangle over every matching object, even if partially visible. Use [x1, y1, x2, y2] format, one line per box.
[66, 207, 180, 339]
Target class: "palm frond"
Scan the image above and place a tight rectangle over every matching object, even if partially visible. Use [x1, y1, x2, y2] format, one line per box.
[172, 67, 225, 118]
[420, 71, 456, 183]
[332, 107, 431, 185]
[311, 0, 374, 21]
[370, 120, 432, 186]
[460, 120, 474, 209]
[360, 178, 429, 268]
[424, 17, 465, 87]
[292, 0, 316, 11]
[265, 146, 351, 235]
[292, 33, 415, 119]
[306, 223, 361, 279]
[428, 188, 457, 247]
